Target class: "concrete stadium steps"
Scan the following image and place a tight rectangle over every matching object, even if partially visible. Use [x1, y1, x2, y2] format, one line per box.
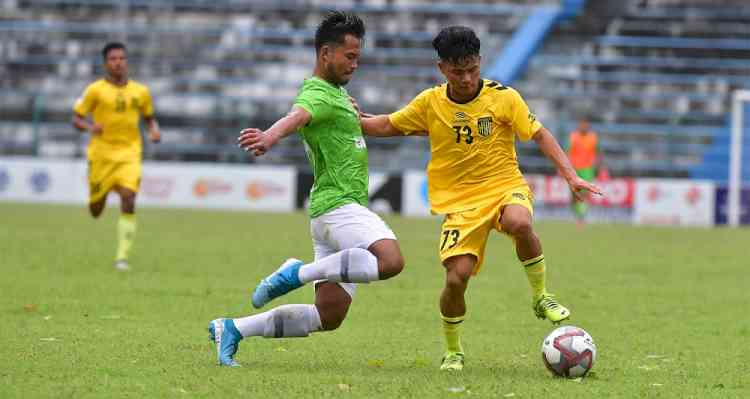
[2, 0, 542, 166]
[513, 1, 750, 178]
[533, 55, 750, 73]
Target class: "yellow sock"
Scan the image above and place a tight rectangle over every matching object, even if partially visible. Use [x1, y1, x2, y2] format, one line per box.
[441, 314, 465, 354]
[116, 213, 137, 261]
[523, 254, 546, 298]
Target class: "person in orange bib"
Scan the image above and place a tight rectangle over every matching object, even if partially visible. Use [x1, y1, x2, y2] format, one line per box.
[567, 119, 599, 225]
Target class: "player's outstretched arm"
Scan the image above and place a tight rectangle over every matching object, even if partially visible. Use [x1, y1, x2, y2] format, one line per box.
[533, 127, 603, 200]
[361, 114, 430, 137]
[351, 95, 426, 137]
[360, 115, 404, 137]
[237, 105, 311, 156]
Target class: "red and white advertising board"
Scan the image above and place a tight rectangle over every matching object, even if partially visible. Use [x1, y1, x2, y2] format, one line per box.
[403, 172, 635, 221]
[634, 179, 715, 226]
[525, 174, 634, 208]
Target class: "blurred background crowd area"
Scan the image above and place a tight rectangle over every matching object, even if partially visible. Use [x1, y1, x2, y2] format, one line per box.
[1, 0, 749, 183]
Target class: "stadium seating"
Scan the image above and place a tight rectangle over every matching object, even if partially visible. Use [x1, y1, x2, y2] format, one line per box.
[1, 0, 556, 168]
[2, 0, 748, 181]
[518, 0, 750, 178]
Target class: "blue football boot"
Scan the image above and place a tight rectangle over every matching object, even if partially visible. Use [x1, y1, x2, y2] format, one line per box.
[251, 258, 304, 309]
[208, 318, 242, 367]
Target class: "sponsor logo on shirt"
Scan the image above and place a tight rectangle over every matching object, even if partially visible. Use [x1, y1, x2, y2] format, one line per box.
[353, 137, 367, 150]
[453, 112, 469, 124]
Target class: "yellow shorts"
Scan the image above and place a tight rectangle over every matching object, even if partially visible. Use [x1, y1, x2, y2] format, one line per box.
[88, 160, 141, 204]
[438, 185, 534, 275]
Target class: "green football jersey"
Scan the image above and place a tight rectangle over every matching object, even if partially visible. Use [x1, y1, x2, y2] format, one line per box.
[294, 77, 369, 218]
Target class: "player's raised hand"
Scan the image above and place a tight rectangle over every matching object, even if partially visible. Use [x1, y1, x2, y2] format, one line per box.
[238, 128, 274, 156]
[566, 176, 603, 202]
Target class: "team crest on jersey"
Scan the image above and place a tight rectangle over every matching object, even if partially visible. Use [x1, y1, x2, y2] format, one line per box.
[115, 94, 126, 113]
[477, 117, 493, 137]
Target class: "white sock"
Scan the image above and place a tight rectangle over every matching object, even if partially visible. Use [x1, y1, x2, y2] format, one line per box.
[233, 304, 322, 338]
[298, 247, 380, 284]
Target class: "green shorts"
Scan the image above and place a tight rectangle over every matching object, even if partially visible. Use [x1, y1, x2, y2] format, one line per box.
[575, 167, 595, 182]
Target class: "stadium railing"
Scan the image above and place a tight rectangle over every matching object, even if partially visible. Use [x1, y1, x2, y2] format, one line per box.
[533, 55, 750, 71]
[594, 35, 750, 51]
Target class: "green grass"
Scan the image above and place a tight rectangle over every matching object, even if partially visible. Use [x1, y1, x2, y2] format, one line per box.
[1, 202, 747, 398]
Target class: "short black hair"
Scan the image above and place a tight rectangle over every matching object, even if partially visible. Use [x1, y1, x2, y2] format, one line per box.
[432, 26, 480, 64]
[314, 11, 365, 53]
[102, 42, 126, 59]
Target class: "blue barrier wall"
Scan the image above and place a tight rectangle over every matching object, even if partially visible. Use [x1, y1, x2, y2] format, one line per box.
[488, 0, 585, 85]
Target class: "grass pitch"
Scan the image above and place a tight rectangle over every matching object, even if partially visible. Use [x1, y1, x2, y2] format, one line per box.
[1, 203, 747, 398]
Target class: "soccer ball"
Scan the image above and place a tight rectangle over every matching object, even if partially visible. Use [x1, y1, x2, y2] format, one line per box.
[541, 325, 597, 378]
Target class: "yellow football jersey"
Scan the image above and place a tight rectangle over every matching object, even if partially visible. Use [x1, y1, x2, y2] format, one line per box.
[73, 79, 154, 162]
[389, 79, 543, 214]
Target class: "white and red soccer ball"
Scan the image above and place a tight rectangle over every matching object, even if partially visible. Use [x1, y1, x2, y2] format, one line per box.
[541, 326, 597, 378]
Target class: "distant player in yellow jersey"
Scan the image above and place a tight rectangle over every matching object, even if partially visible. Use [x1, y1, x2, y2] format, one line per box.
[357, 27, 602, 371]
[72, 42, 161, 271]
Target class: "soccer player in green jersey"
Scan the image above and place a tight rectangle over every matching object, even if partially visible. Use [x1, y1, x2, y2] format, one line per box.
[207, 11, 405, 367]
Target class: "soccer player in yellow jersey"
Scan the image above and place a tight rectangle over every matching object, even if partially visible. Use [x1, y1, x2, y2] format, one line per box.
[72, 42, 161, 271]
[358, 26, 602, 371]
